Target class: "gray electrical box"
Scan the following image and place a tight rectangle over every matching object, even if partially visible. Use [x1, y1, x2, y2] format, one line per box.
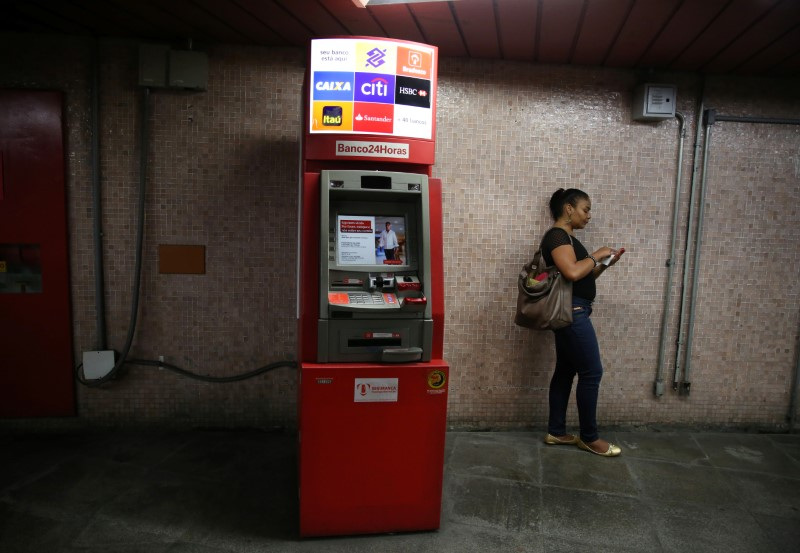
[632, 83, 676, 121]
[169, 50, 208, 90]
[138, 45, 208, 90]
[139, 44, 169, 87]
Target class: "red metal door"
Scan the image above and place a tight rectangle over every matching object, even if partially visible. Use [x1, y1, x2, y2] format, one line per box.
[0, 90, 75, 417]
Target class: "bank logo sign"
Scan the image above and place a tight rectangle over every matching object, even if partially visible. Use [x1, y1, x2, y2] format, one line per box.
[309, 38, 436, 139]
[365, 47, 388, 69]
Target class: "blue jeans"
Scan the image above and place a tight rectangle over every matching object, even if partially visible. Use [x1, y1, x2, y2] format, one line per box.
[548, 297, 603, 443]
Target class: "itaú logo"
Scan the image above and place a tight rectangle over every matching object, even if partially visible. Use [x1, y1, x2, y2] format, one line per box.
[361, 77, 389, 97]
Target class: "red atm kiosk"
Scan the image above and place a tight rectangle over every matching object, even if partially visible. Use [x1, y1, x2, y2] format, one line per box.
[298, 37, 448, 537]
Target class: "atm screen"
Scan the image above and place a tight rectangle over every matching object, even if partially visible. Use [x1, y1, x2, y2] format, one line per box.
[337, 215, 408, 266]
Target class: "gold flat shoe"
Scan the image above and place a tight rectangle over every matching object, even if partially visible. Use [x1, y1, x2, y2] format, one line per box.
[576, 439, 621, 457]
[544, 433, 578, 445]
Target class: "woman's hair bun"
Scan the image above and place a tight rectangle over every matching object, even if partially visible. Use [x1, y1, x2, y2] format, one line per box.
[549, 188, 588, 221]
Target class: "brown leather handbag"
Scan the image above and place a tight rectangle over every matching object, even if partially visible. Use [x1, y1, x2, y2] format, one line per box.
[514, 242, 573, 331]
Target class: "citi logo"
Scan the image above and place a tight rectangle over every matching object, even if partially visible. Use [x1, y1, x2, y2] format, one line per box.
[316, 81, 351, 91]
[365, 47, 387, 68]
[362, 78, 389, 97]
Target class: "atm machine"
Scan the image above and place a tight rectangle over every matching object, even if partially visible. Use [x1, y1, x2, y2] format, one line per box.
[298, 37, 448, 537]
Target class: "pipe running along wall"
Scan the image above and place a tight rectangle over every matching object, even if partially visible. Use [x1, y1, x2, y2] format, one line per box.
[679, 110, 800, 429]
[672, 93, 706, 392]
[654, 112, 686, 397]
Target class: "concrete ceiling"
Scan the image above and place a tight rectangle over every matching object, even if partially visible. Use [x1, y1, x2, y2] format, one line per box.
[3, 0, 799, 77]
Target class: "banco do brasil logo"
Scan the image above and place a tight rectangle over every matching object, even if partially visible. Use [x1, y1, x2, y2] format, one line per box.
[365, 47, 387, 68]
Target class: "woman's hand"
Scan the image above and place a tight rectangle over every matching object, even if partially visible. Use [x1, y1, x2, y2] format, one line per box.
[606, 247, 625, 266]
[592, 247, 616, 262]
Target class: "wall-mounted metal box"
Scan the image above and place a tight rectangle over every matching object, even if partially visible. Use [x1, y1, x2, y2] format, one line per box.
[168, 50, 208, 90]
[139, 44, 169, 87]
[632, 83, 676, 121]
[138, 45, 208, 90]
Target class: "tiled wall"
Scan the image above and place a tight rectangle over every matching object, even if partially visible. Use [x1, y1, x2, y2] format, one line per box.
[1, 34, 798, 430]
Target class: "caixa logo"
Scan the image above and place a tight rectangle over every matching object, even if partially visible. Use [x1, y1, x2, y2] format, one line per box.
[313, 71, 354, 101]
[354, 73, 395, 104]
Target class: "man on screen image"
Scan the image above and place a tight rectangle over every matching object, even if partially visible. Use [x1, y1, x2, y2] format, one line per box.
[380, 221, 399, 261]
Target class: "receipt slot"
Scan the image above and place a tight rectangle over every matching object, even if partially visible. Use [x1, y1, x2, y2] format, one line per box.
[298, 36, 447, 539]
[318, 170, 432, 363]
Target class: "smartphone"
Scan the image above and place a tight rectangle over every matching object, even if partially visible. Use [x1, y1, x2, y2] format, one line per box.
[600, 247, 625, 266]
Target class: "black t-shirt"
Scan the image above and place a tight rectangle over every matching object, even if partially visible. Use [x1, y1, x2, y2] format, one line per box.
[541, 227, 596, 301]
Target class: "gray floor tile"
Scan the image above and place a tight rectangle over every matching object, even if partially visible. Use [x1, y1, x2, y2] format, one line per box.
[2, 429, 798, 552]
[613, 431, 710, 465]
[3, 456, 148, 522]
[446, 473, 541, 532]
[448, 432, 540, 483]
[541, 445, 637, 496]
[539, 486, 660, 551]
[693, 433, 800, 477]
[752, 513, 800, 553]
[627, 458, 739, 507]
[0, 502, 88, 553]
[722, 469, 800, 520]
[766, 434, 800, 465]
[293, 522, 545, 553]
[650, 503, 772, 553]
[543, 536, 663, 553]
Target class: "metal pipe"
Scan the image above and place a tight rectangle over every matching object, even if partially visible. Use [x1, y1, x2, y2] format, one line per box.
[681, 117, 713, 394]
[673, 91, 706, 390]
[78, 87, 150, 387]
[654, 112, 686, 397]
[790, 321, 800, 431]
[91, 38, 107, 350]
[713, 115, 800, 125]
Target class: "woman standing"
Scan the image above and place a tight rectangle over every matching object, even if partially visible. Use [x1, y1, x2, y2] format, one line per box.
[541, 188, 624, 457]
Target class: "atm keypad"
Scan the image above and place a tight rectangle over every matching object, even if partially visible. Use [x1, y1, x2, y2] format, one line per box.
[349, 292, 385, 305]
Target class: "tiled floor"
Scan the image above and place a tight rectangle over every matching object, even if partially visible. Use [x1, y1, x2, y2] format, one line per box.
[1, 429, 798, 552]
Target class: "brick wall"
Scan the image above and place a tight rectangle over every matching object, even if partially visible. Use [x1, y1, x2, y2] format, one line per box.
[1, 34, 798, 430]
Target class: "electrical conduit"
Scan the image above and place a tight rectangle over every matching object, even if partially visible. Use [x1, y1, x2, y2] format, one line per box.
[654, 112, 686, 397]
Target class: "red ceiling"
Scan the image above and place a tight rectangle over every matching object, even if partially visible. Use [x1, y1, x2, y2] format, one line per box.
[2, 0, 799, 76]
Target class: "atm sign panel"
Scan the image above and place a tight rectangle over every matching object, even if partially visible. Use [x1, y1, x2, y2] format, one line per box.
[309, 38, 436, 140]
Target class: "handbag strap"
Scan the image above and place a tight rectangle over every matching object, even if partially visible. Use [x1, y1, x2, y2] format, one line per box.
[529, 229, 573, 273]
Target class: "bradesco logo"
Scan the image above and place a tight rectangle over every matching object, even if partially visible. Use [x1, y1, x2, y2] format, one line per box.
[395, 76, 431, 109]
[353, 102, 394, 134]
[354, 73, 395, 104]
[313, 71, 354, 101]
[396, 46, 433, 79]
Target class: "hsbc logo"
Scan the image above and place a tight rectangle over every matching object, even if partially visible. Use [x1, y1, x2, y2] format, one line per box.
[395, 76, 431, 108]
[399, 87, 428, 97]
